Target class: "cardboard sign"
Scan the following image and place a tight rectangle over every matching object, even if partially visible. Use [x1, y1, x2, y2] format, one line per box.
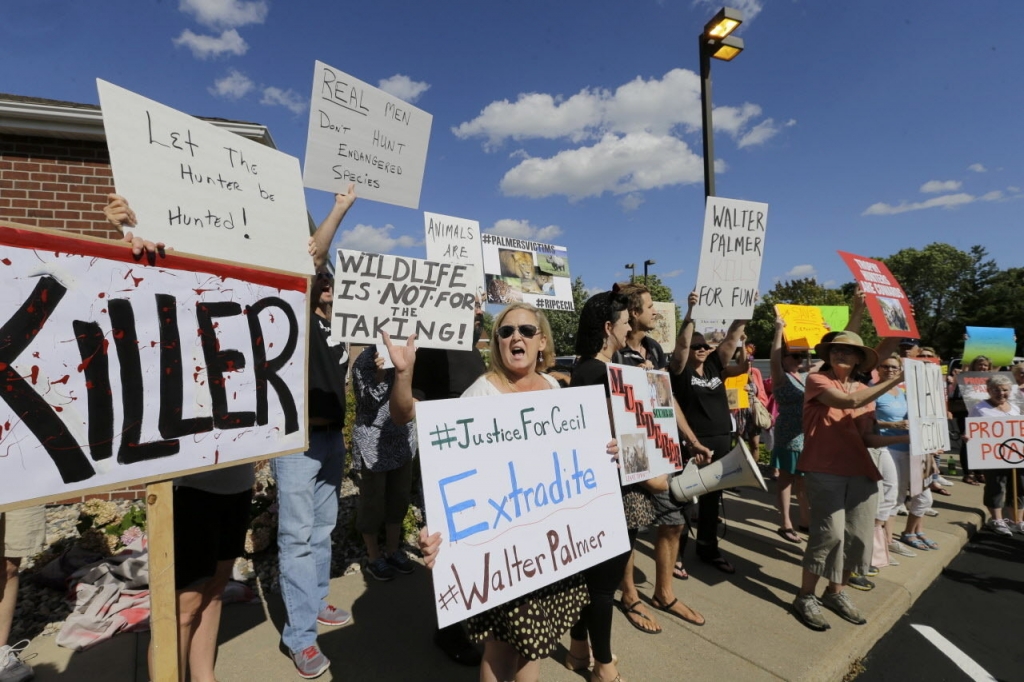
[331, 249, 476, 349]
[303, 61, 432, 209]
[955, 372, 1023, 414]
[725, 373, 749, 409]
[964, 326, 1016, 368]
[424, 212, 485, 299]
[817, 306, 850, 335]
[695, 319, 729, 346]
[693, 197, 769, 320]
[965, 417, 1024, 469]
[480, 233, 574, 311]
[775, 304, 829, 351]
[838, 252, 918, 338]
[606, 364, 683, 485]
[905, 359, 950, 455]
[97, 80, 312, 275]
[648, 302, 677, 348]
[0, 223, 308, 510]
[417, 386, 628, 627]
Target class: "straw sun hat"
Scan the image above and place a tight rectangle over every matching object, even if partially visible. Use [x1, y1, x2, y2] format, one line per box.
[814, 331, 878, 374]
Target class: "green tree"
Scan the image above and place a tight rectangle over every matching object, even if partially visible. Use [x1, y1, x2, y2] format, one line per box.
[545, 276, 590, 356]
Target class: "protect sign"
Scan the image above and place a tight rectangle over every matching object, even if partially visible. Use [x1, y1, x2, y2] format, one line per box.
[0, 223, 308, 510]
[965, 417, 1024, 469]
[416, 386, 628, 628]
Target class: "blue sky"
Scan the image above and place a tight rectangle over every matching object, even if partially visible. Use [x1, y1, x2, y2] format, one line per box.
[4, 0, 1023, 303]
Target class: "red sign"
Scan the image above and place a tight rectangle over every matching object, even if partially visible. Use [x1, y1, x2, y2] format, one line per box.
[838, 251, 918, 338]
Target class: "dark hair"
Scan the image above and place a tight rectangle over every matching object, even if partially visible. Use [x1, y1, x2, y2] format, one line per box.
[611, 281, 650, 331]
[575, 291, 630, 357]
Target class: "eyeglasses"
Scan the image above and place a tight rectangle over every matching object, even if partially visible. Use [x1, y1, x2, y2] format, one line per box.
[497, 324, 540, 339]
[879, 364, 901, 370]
[829, 345, 861, 356]
[690, 343, 712, 351]
[918, 353, 936, 358]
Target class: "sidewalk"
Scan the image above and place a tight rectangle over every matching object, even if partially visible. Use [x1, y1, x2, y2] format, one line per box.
[21, 479, 986, 681]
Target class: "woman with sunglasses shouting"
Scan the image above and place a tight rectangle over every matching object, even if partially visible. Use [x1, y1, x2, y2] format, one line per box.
[386, 302, 610, 682]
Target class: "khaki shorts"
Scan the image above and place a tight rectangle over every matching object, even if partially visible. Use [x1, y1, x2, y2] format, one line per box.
[1, 505, 46, 558]
[801, 473, 877, 584]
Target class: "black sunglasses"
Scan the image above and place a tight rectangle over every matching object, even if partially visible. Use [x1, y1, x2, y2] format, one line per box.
[690, 343, 712, 351]
[497, 324, 540, 339]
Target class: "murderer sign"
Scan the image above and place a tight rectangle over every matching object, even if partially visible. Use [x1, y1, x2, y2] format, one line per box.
[303, 61, 433, 209]
[693, 196, 769, 320]
[331, 249, 476, 350]
[0, 223, 308, 510]
[606, 364, 683, 485]
[416, 386, 628, 628]
[97, 79, 313, 275]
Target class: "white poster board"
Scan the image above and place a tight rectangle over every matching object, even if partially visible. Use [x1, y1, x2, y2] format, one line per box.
[0, 223, 308, 510]
[303, 61, 432, 209]
[480, 233, 574, 311]
[424, 212, 485, 300]
[607, 364, 683, 484]
[905, 359, 951, 455]
[648, 301, 677, 348]
[416, 386, 628, 628]
[693, 196, 769, 320]
[331, 249, 476, 350]
[965, 417, 1024, 469]
[97, 79, 312, 275]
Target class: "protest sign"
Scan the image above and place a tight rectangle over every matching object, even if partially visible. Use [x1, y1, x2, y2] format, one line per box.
[0, 222, 308, 511]
[965, 417, 1024, 469]
[838, 252, 918, 338]
[725, 373, 749, 409]
[964, 326, 1016, 367]
[331, 248, 476, 349]
[606, 364, 683, 485]
[303, 61, 432, 209]
[905, 359, 950, 454]
[97, 79, 312, 275]
[648, 302, 677, 348]
[480, 233, 574, 311]
[695, 319, 729, 345]
[416, 386, 628, 628]
[424, 212, 485, 299]
[818, 305, 850, 335]
[775, 304, 829, 350]
[693, 196, 769, 320]
[955, 372, 1022, 413]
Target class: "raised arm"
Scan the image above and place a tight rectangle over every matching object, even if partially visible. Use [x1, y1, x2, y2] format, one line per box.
[383, 332, 418, 425]
[670, 290, 698, 373]
[845, 287, 866, 332]
[310, 183, 356, 271]
[813, 371, 904, 410]
[716, 319, 747, 368]
[103, 193, 166, 261]
[770, 317, 787, 387]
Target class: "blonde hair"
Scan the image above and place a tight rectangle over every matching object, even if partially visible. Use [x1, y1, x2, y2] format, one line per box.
[488, 303, 554, 381]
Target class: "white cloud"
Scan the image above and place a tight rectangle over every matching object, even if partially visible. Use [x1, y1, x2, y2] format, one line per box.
[338, 224, 419, 252]
[919, 180, 961, 194]
[619, 193, 645, 211]
[260, 87, 306, 114]
[173, 28, 247, 58]
[736, 118, 784, 148]
[968, 163, 987, 173]
[784, 264, 817, 279]
[863, 192, 976, 215]
[487, 219, 563, 241]
[694, 0, 764, 24]
[378, 75, 431, 104]
[979, 190, 1003, 202]
[1008, 186, 1021, 193]
[661, 269, 684, 278]
[178, 0, 268, 28]
[499, 132, 704, 201]
[584, 286, 606, 299]
[209, 68, 254, 99]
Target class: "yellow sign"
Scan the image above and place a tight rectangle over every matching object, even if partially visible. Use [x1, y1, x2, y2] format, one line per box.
[775, 304, 829, 350]
[725, 373, 749, 409]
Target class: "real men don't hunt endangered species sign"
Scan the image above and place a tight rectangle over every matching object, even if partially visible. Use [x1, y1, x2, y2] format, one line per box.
[693, 197, 769, 320]
[416, 386, 628, 627]
[330, 249, 477, 350]
[303, 61, 433, 209]
[0, 223, 308, 511]
[97, 80, 313, 275]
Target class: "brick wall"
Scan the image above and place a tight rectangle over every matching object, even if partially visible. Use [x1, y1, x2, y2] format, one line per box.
[0, 134, 120, 240]
[2, 133, 139, 505]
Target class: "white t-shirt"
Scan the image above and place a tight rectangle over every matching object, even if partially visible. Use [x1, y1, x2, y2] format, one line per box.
[461, 372, 559, 397]
[968, 400, 1021, 418]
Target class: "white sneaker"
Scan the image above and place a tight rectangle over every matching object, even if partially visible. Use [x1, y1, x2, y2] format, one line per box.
[0, 641, 33, 682]
[936, 476, 954, 486]
[889, 540, 917, 557]
[924, 508, 940, 517]
[894, 504, 908, 516]
[988, 518, 1013, 536]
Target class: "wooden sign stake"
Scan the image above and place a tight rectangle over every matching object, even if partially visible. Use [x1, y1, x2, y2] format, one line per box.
[146, 481, 180, 682]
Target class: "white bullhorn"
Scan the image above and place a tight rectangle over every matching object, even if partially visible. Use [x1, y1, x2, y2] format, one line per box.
[669, 439, 768, 504]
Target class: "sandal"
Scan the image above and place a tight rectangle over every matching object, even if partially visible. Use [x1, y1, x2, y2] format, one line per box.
[900, 532, 930, 551]
[915, 533, 939, 550]
[932, 487, 952, 496]
[565, 650, 618, 672]
[777, 527, 802, 544]
[651, 596, 706, 626]
[617, 599, 662, 635]
[673, 561, 689, 580]
[962, 476, 981, 486]
[698, 553, 736, 574]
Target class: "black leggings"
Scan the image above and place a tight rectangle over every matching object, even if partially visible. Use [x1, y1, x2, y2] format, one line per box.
[696, 434, 733, 555]
[568, 529, 637, 664]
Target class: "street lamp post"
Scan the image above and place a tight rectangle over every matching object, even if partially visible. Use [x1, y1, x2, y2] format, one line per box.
[643, 259, 656, 284]
[625, 263, 636, 282]
[699, 7, 745, 199]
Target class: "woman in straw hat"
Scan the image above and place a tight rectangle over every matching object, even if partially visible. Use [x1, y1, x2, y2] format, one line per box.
[790, 331, 907, 632]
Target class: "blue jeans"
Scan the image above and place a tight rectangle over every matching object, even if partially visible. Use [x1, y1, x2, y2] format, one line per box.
[272, 430, 345, 653]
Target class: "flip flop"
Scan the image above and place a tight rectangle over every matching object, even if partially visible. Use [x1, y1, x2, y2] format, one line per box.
[915, 533, 939, 550]
[699, 554, 736, 574]
[651, 596, 706, 626]
[617, 599, 662, 635]
[900, 533, 930, 551]
[673, 561, 689, 580]
[962, 476, 981, 486]
[777, 527, 802, 543]
[932, 486, 952, 496]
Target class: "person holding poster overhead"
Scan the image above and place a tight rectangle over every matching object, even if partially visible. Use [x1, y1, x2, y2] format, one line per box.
[388, 303, 609, 682]
[966, 375, 1024, 536]
[769, 318, 810, 544]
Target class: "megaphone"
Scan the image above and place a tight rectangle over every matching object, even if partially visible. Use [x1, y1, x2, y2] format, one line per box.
[669, 439, 768, 504]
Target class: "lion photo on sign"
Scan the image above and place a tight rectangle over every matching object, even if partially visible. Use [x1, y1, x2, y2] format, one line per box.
[498, 249, 535, 279]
